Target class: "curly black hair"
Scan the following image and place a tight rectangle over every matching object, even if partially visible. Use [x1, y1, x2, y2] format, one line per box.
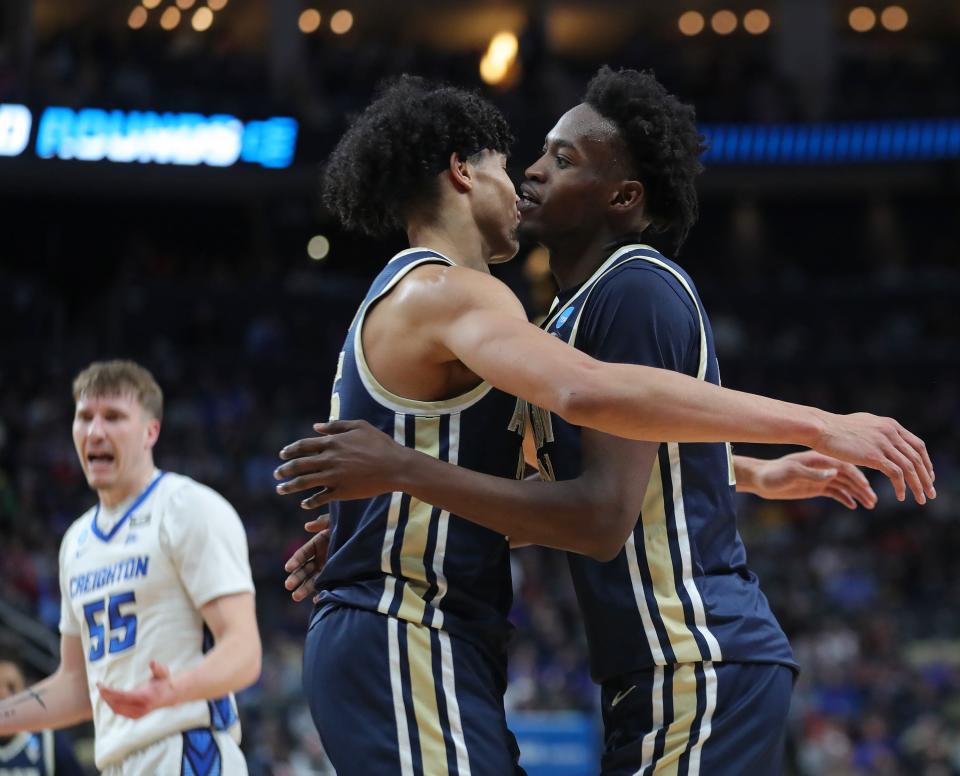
[585, 66, 706, 254]
[322, 75, 514, 237]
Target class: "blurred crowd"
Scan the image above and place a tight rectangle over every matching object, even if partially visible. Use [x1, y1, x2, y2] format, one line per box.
[2, 188, 958, 774]
[2, 5, 959, 774]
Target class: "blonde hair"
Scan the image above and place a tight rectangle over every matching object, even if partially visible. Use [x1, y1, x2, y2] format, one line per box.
[72, 360, 163, 421]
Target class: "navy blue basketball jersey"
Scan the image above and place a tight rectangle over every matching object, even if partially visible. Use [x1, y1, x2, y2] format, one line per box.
[0, 731, 53, 776]
[316, 248, 524, 656]
[527, 243, 797, 682]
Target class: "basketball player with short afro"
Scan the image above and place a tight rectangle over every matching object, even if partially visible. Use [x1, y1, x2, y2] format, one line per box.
[279, 68, 934, 775]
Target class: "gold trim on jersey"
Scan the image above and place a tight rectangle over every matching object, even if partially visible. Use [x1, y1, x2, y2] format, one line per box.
[378, 415, 408, 614]
[641, 455, 704, 664]
[636, 662, 718, 776]
[657, 664, 701, 776]
[427, 414, 459, 624]
[666, 442, 723, 661]
[330, 350, 345, 421]
[639, 665, 666, 768]
[438, 631, 472, 776]
[620, 254, 706, 380]
[686, 663, 718, 776]
[395, 416, 441, 625]
[352, 251, 494, 416]
[385, 619, 473, 776]
[406, 623, 450, 776]
[387, 618, 415, 776]
[625, 531, 667, 664]
[380, 412, 463, 634]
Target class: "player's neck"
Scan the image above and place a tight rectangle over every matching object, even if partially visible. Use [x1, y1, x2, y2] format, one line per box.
[97, 464, 157, 510]
[406, 223, 490, 274]
[545, 226, 628, 290]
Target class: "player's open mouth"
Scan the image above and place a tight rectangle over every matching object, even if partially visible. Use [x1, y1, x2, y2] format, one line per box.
[518, 185, 541, 213]
[87, 453, 115, 467]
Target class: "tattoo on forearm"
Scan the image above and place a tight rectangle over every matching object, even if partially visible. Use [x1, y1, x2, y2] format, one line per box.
[0, 688, 49, 720]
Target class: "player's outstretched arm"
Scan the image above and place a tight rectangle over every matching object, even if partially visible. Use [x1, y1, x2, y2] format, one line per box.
[277, 420, 655, 562]
[97, 592, 261, 719]
[0, 635, 92, 735]
[733, 452, 878, 509]
[416, 267, 934, 504]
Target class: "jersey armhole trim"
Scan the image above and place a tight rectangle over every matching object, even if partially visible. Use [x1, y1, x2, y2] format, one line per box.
[0, 732, 32, 760]
[353, 254, 495, 415]
[567, 248, 709, 382]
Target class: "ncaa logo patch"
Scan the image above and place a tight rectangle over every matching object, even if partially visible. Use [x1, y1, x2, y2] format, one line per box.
[555, 306, 574, 329]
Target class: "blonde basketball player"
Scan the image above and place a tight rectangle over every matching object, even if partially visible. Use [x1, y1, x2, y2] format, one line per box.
[0, 360, 261, 775]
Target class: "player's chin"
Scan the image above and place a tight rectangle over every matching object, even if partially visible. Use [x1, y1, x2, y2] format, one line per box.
[517, 215, 543, 242]
[489, 233, 521, 265]
[85, 469, 116, 489]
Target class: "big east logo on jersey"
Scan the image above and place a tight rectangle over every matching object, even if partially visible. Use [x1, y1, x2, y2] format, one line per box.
[555, 306, 574, 329]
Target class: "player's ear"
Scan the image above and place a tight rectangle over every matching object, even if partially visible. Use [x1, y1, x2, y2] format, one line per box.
[447, 152, 473, 192]
[145, 418, 161, 450]
[609, 180, 644, 213]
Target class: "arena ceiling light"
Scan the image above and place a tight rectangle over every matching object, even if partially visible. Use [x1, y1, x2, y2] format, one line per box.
[307, 235, 331, 261]
[192, 7, 214, 31]
[480, 31, 519, 87]
[743, 9, 771, 35]
[880, 5, 908, 31]
[849, 6, 877, 32]
[330, 9, 354, 35]
[678, 11, 705, 36]
[207, 0, 228, 10]
[299, 9, 322, 34]
[159, 6, 181, 30]
[128, 6, 148, 29]
[711, 10, 738, 35]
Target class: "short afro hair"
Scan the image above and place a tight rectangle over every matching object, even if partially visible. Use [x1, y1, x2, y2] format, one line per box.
[322, 75, 514, 237]
[585, 66, 706, 254]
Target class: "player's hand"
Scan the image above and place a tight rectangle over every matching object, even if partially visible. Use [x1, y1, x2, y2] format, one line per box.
[275, 420, 411, 508]
[813, 413, 934, 505]
[747, 451, 877, 509]
[97, 660, 177, 719]
[283, 516, 330, 603]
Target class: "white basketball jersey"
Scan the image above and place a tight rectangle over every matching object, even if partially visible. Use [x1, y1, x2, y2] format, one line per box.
[58, 470, 255, 769]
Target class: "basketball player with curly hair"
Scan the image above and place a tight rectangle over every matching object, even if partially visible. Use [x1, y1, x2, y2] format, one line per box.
[281, 73, 933, 775]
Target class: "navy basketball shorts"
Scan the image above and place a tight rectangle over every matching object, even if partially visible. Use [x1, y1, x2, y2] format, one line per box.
[600, 661, 794, 776]
[303, 605, 523, 776]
